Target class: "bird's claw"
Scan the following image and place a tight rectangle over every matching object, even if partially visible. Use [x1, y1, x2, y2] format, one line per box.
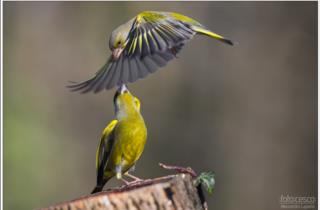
[125, 172, 143, 182]
[119, 178, 144, 189]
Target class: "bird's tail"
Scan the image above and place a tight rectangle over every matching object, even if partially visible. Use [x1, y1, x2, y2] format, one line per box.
[91, 175, 113, 194]
[192, 26, 233, 46]
[91, 185, 104, 194]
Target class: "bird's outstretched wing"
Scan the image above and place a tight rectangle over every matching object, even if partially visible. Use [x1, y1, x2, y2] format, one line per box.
[67, 56, 118, 93]
[68, 12, 196, 93]
[124, 11, 196, 58]
[96, 119, 118, 185]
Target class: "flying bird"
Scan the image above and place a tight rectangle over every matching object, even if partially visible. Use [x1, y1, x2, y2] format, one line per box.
[91, 84, 147, 193]
[69, 11, 233, 93]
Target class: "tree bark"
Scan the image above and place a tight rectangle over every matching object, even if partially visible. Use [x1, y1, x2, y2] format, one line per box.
[39, 174, 207, 210]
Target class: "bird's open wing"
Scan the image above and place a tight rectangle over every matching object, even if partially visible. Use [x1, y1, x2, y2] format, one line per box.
[117, 12, 196, 79]
[96, 119, 118, 183]
[124, 12, 196, 58]
[67, 12, 196, 93]
[67, 56, 119, 93]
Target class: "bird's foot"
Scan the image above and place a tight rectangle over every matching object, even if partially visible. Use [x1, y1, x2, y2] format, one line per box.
[118, 173, 144, 189]
[120, 177, 131, 185]
[159, 162, 197, 178]
[119, 177, 144, 190]
[124, 172, 143, 182]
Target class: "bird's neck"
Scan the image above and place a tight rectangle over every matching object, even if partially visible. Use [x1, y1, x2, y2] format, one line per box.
[116, 110, 142, 122]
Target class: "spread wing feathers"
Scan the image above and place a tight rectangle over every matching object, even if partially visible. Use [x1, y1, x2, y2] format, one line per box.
[66, 52, 174, 93]
[67, 14, 196, 93]
[67, 57, 118, 93]
[124, 15, 196, 58]
[96, 120, 118, 184]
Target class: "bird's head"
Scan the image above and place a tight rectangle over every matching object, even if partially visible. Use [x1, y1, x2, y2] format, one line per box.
[109, 21, 131, 60]
[114, 84, 141, 118]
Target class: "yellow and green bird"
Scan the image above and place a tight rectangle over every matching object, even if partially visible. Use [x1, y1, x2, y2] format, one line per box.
[91, 84, 147, 194]
[69, 11, 233, 93]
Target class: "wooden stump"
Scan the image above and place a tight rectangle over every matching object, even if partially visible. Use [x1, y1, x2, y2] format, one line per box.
[39, 174, 207, 210]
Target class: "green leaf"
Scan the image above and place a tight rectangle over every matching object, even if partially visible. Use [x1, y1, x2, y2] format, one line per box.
[193, 172, 215, 194]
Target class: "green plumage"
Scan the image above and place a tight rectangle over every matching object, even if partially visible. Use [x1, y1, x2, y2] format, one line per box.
[92, 85, 147, 194]
[68, 11, 233, 93]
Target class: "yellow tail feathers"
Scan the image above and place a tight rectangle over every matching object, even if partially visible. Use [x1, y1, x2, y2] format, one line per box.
[192, 26, 233, 45]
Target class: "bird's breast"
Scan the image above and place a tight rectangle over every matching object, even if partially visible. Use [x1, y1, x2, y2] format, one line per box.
[115, 119, 147, 163]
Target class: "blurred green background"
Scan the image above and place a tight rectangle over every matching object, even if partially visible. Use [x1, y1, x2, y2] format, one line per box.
[3, 2, 317, 210]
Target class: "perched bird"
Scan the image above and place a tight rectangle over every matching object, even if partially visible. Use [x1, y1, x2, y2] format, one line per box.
[91, 84, 147, 194]
[68, 11, 233, 93]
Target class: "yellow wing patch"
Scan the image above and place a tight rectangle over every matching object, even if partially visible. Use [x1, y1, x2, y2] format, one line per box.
[170, 12, 199, 25]
[138, 33, 143, 52]
[137, 11, 166, 23]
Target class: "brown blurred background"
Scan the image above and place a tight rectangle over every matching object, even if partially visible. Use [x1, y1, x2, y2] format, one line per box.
[3, 2, 317, 210]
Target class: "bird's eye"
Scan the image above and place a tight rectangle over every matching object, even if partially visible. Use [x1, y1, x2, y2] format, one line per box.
[117, 41, 121, 45]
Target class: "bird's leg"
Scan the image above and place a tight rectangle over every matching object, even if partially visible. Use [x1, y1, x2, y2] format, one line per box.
[117, 172, 132, 188]
[115, 165, 123, 180]
[115, 164, 130, 186]
[120, 177, 131, 185]
[124, 172, 143, 182]
[118, 173, 143, 189]
[117, 169, 132, 188]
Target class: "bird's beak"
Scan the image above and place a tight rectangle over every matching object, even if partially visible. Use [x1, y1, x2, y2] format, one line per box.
[112, 47, 124, 60]
[114, 84, 128, 104]
[117, 84, 129, 94]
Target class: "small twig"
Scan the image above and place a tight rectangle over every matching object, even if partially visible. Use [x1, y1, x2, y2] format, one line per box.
[159, 162, 197, 178]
